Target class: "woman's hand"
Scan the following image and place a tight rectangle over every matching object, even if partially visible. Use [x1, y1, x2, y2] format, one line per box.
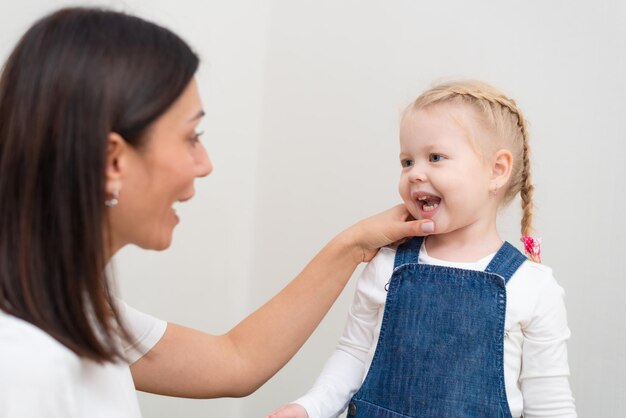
[342, 204, 434, 263]
[266, 403, 309, 418]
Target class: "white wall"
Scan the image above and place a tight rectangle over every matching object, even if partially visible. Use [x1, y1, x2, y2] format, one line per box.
[1, 1, 625, 417]
[245, 2, 626, 418]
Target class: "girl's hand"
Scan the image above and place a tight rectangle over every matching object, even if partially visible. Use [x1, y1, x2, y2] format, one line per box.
[343, 204, 434, 263]
[265, 403, 309, 418]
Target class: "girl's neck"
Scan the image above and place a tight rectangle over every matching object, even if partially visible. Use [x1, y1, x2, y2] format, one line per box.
[424, 220, 502, 263]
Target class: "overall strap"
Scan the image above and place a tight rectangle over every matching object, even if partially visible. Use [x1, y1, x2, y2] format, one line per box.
[393, 237, 424, 269]
[484, 241, 527, 283]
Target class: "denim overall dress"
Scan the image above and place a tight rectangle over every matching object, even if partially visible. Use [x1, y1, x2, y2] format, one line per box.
[347, 237, 526, 418]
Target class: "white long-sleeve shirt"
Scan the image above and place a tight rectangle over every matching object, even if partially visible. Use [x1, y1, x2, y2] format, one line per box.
[294, 245, 576, 418]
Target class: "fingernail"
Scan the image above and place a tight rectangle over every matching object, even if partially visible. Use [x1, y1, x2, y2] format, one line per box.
[421, 221, 434, 233]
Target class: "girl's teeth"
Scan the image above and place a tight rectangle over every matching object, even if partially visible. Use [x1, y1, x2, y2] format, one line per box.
[423, 203, 438, 211]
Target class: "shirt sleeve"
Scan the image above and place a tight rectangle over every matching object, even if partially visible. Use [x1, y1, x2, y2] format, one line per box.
[293, 250, 391, 418]
[520, 270, 577, 417]
[116, 300, 168, 364]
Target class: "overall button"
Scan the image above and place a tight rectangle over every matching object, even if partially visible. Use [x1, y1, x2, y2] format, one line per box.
[348, 402, 357, 416]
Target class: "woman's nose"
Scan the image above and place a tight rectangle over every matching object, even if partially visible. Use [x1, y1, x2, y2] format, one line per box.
[195, 144, 213, 178]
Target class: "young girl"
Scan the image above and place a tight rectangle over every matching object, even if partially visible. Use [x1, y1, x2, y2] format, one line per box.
[267, 81, 576, 418]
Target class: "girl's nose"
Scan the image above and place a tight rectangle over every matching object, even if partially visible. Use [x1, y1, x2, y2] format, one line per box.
[409, 166, 427, 183]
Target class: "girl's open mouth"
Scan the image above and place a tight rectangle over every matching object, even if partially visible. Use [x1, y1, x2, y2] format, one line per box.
[418, 195, 440, 211]
[416, 194, 441, 212]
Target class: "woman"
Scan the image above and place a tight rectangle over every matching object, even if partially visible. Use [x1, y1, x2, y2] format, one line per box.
[0, 7, 433, 417]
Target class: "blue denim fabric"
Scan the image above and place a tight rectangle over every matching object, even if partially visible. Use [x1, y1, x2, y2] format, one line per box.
[348, 237, 526, 418]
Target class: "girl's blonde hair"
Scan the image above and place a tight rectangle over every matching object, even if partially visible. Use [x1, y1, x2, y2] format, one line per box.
[408, 80, 535, 241]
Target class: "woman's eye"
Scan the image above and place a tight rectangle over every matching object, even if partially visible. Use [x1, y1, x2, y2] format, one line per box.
[401, 159, 414, 168]
[429, 154, 444, 162]
[189, 130, 204, 145]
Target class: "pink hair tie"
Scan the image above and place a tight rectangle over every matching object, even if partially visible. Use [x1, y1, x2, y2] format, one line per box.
[521, 235, 541, 263]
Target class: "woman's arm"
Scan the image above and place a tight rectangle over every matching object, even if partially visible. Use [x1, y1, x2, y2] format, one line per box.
[268, 249, 394, 418]
[130, 205, 433, 398]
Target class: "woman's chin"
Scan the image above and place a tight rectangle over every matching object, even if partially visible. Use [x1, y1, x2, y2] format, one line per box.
[137, 232, 174, 251]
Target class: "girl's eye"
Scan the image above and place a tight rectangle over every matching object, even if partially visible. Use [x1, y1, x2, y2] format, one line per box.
[429, 154, 445, 163]
[401, 159, 414, 168]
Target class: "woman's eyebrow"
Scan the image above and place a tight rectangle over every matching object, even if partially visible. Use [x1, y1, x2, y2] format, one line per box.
[188, 110, 205, 122]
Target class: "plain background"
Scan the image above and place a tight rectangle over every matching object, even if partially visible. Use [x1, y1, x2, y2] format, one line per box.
[1, 1, 625, 417]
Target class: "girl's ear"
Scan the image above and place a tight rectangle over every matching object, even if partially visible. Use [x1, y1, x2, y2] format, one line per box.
[105, 132, 127, 195]
[490, 148, 513, 191]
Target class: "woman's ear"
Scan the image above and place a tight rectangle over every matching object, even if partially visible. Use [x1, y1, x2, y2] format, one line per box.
[490, 148, 513, 192]
[105, 132, 126, 194]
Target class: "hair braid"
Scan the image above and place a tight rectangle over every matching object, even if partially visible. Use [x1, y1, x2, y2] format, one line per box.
[519, 127, 534, 237]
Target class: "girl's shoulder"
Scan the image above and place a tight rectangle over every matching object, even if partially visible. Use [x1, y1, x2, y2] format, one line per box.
[509, 259, 565, 298]
[519, 258, 554, 277]
[355, 246, 397, 297]
[365, 245, 397, 268]
[517, 258, 555, 281]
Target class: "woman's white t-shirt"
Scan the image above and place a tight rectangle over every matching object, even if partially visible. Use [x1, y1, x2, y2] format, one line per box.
[0, 301, 166, 418]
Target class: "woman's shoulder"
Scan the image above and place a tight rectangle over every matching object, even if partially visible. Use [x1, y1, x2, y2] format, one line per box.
[0, 313, 91, 415]
[0, 311, 82, 376]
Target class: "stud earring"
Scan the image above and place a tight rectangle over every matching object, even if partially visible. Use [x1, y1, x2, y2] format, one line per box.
[490, 184, 498, 197]
[105, 190, 120, 208]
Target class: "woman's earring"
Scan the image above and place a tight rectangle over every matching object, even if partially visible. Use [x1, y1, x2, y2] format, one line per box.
[105, 190, 120, 208]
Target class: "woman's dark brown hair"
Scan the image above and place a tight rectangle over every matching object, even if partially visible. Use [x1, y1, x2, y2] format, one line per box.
[0, 8, 199, 362]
